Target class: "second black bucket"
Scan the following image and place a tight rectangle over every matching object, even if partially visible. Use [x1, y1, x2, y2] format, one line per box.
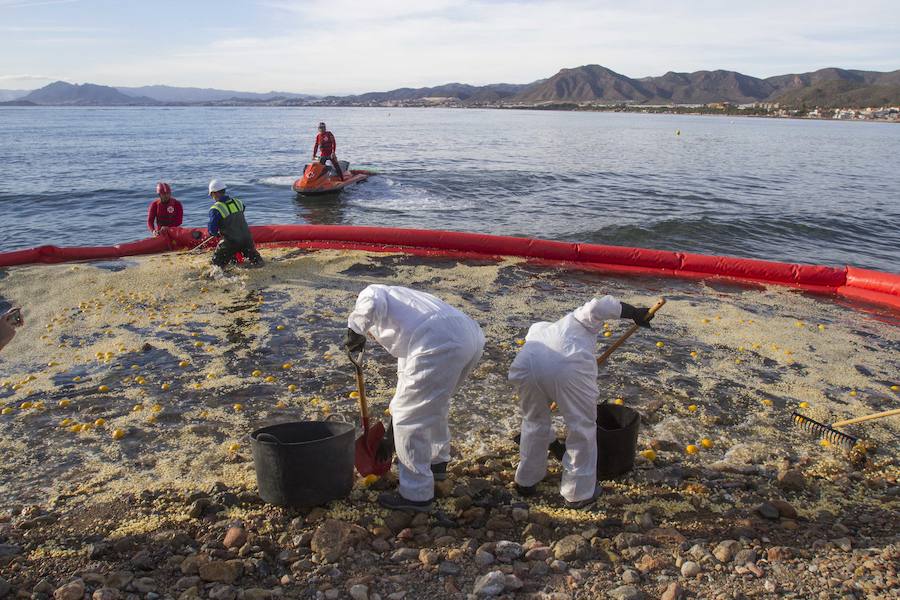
[596, 403, 640, 479]
[250, 420, 355, 508]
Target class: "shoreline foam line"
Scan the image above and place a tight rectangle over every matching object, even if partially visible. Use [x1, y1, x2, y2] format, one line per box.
[0, 225, 898, 311]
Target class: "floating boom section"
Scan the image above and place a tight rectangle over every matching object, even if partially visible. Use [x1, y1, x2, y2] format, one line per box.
[0, 225, 897, 311]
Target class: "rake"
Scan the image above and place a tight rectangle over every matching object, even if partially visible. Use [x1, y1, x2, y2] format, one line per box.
[791, 407, 900, 450]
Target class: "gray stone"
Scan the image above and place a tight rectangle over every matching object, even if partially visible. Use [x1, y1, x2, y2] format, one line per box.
[756, 502, 780, 520]
[207, 584, 236, 600]
[554, 535, 589, 561]
[511, 507, 529, 522]
[131, 578, 156, 593]
[713, 540, 741, 563]
[472, 571, 506, 597]
[33, 580, 55, 595]
[503, 575, 523, 591]
[550, 559, 568, 573]
[524, 546, 551, 561]
[105, 571, 135, 590]
[834, 537, 852, 552]
[131, 550, 153, 571]
[311, 520, 355, 563]
[383, 511, 413, 533]
[475, 550, 495, 567]
[680, 561, 701, 577]
[733, 549, 757, 565]
[390, 548, 420, 562]
[53, 580, 85, 600]
[418, 549, 439, 566]
[622, 569, 641, 584]
[438, 561, 461, 576]
[614, 533, 647, 550]
[178, 589, 199, 600]
[324, 590, 339, 600]
[0, 577, 9, 599]
[776, 469, 805, 492]
[348, 584, 368, 600]
[637, 512, 655, 529]
[608, 585, 644, 600]
[174, 577, 200, 591]
[494, 541, 524, 563]
[223, 527, 247, 550]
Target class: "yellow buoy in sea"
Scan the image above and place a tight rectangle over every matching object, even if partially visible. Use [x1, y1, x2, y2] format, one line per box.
[135, 376, 146, 385]
[94, 418, 106, 427]
[146, 415, 157, 424]
[264, 376, 276, 383]
[206, 373, 216, 380]
[60, 418, 72, 426]
[276, 325, 285, 331]
[890, 385, 898, 392]
[613, 398, 624, 405]
[228, 443, 240, 453]
[687, 404, 698, 412]
[795, 321, 804, 328]
[20, 401, 33, 409]
[515, 339, 525, 346]
[194, 341, 204, 348]
[735, 359, 742, 364]
[798, 401, 809, 409]
[287, 384, 298, 393]
[275, 401, 286, 409]
[161, 383, 170, 391]
[112, 428, 126, 440]
[700, 438, 713, 448]
[849, 390, 857, 397]
[818, 324, 825, 331]
[690, 351, 698, 358]
[639, 449, 657, 461]
[686, 444, 699, 454]
[98, 385, 110, 393]
[233, 403, 243, 412]
[820, 439, 831, 447]
[603, 331, 612, 338]
[151, 404, 162, 412]
[179, 360, 190, 368]
[1, 407, 14, 415]
[282, 362, 293, 370]
[33, 401, 45, 410]
[73, 376, 82, 382]
[761, 399, 773, 407]
[70, 424, 83, 433]
[132, 404, 143, 412]
[252, 370, 263, 377]
[656, 341, 664, 348]
[350, 391, 360, 399]
[58, 399, 71, 408]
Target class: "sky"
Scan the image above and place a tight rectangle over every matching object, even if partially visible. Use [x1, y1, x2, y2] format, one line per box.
[2, 0, 899, 94]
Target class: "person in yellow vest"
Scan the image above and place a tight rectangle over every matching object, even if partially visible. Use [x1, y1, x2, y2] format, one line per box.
[206, 179, 263, 268]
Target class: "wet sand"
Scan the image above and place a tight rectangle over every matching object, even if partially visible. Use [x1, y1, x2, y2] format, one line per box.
[1, 247, 897, 511]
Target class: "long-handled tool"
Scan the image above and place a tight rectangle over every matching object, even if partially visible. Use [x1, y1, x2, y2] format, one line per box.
[189, 235, 215, 254]
[597, 298, 667, 366]
[792, 407, 900, 450]
[348, 348, 391, 476]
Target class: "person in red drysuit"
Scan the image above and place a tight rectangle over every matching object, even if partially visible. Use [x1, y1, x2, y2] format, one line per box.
[147, 182, 184, 236]
[312, 122, 344, 180]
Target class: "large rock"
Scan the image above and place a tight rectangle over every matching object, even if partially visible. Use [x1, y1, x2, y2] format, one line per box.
[208, 584, 237, 600]
[348, 585, 368, 600]
[661, 582, 684, 600]
[132, 578, 156, 593]
[776, 469, 805, 492]
[769, 499, 797, 519]
[473, 571, 506, 597]
[242, 590, 272, 600]
[311, 519, 359, 563]
[608, 585, 644, 600]
[198, 560, 243, 584]
[0, 578, 11, 599]
[713, 540, 741, 563]
[384, 511, 413, 533]
[680, 561, 701, 578]
[756, 502, 780, 520]
[494, 541, 524, 563]
[554, 534, 589, 561]
[53, 580, 85, 600]
[614, 533, 647, 550]
[91, 589, 120, 600]
[223, 526, 247, 549]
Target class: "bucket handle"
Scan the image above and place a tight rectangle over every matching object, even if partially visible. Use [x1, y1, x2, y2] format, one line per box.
[325, 413, 352, 424]
[257, 432, 282, 445]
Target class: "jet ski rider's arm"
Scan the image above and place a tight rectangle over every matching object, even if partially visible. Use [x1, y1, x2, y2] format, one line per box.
[147, 201, 158, 232]
[312, 134, 320, 158]
[207, 208, 221, 237]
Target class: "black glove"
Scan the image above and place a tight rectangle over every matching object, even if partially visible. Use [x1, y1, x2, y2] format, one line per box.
[620, 302, 653, 327]
[344, 328, 366, 354]
[375, 423, 395, 463]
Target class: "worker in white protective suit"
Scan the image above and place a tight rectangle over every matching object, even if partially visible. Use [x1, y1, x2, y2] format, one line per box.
[510, 296, 654, 508]
[345, 284, 485, 512]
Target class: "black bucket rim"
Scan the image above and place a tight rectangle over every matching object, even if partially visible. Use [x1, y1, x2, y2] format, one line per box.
[250, 419, 355, 447]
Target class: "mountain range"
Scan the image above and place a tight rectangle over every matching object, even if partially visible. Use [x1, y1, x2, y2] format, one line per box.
[2, 65, 898, 108]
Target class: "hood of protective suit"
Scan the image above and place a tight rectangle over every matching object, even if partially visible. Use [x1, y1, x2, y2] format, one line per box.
[572, 296, 622, 334]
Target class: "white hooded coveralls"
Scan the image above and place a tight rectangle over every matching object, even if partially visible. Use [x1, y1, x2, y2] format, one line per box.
[509, 296, 623, 502]
[348, 285, 485, 501]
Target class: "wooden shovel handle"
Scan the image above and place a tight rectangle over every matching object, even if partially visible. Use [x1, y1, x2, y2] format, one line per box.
[597, 298, 666, 366]
[832, 407, 900, 428]
[348, 349, 370, 431]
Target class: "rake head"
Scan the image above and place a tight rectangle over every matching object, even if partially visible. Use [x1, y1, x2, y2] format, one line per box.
[791, 412, 858, 450]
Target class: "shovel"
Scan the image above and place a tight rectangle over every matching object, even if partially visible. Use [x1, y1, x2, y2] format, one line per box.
[348, 348, 391, 477]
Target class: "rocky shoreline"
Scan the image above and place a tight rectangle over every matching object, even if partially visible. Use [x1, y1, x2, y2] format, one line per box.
[1, 438, 897, 600]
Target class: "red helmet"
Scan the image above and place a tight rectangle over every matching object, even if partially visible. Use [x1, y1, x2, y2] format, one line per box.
[156, 182, 171, 195]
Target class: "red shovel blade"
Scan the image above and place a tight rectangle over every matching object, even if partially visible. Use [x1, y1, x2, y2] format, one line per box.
[355, 420, 391, 477]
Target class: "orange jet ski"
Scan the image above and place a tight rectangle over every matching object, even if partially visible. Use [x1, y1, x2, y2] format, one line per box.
[292, 160, 375, 195]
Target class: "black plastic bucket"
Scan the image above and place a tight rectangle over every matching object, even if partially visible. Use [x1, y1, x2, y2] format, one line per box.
[250, 420, 355, 508]
[596, 403, 640, 479]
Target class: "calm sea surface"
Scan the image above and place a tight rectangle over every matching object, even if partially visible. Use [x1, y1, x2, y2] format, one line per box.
[0, 107, 897, 271]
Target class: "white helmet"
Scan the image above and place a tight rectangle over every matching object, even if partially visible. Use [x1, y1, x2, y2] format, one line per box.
[208, 179, 226, 194]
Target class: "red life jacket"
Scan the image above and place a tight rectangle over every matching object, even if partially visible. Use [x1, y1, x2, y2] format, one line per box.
[153, 198, 182, 227]
[316, 131, 336, 156]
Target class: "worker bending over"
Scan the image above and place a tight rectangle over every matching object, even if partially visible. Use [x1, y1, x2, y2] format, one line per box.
[510, 296, 654, 509]
[206, 179, 263, 269]
[345, 285, 484, 512]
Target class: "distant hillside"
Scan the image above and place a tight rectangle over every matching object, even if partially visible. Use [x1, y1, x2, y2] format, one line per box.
[507, 65, 900, 107]
[327, 82, 530, 104]
[117, 85, 316, 103]
[23, 81, 157, 106]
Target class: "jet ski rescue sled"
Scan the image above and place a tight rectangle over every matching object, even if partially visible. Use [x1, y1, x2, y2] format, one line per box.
[292, 160, 375, 196]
